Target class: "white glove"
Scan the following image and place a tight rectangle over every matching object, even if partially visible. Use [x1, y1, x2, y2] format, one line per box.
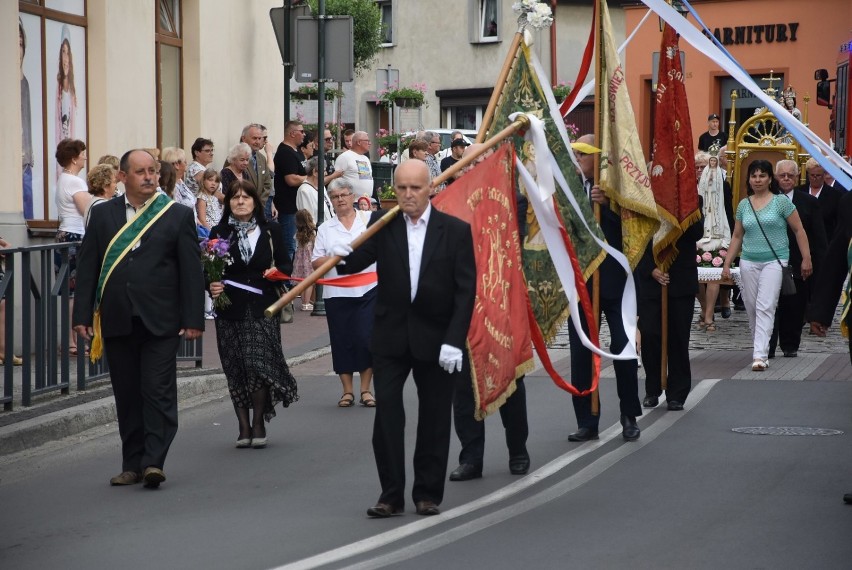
[330, 242, 353, 258]
[438, 344, 464, 374]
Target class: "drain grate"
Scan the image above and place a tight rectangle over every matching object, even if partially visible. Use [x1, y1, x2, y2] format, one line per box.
[732, 427, 844, 436]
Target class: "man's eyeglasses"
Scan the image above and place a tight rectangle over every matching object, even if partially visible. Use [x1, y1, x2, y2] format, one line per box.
[329, 193, 352, 200]
[324, 137, 334, 142]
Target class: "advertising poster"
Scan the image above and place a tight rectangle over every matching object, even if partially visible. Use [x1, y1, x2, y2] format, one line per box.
[19, 14, 44, 220]
[45, 19, 87, 220]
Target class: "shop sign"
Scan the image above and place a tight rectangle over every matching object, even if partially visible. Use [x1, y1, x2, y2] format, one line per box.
[704, 23, 799, 46]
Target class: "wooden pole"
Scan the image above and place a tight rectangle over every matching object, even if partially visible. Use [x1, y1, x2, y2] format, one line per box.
[660, 285, 668, 390]
[591, 0, 603, 417]
[476, 31, 524, 143]
[264, 116, 531, 318]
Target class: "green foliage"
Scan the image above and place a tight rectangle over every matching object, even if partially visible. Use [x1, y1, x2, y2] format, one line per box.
[306, 0, 383, 76]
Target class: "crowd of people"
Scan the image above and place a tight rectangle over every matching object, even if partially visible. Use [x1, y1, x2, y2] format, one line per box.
[43, 111, 849, 513]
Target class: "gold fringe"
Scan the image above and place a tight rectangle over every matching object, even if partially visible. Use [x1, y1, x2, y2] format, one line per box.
[652, 207, 702, 273]
[472, 355, 536, 421]
[89, 309, 104, 364]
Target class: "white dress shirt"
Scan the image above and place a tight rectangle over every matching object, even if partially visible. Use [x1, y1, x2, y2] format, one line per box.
[404, 203, 431, 302]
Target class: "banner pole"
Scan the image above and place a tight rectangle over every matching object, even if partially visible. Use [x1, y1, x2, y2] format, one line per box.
[265, 116, 531, 318]
[591, 0, 603, 417]
[661, 285, 668, 390]
[476, 31, 523, 143]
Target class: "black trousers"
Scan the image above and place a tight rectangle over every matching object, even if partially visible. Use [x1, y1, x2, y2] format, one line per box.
[638, 295, 693, 404]
[105, 318, 181, 473]
[453, 371, 529, 467]
[769, 277, 809, 354]
[568, 296, 641, 430]
[371, 352, 456, 509]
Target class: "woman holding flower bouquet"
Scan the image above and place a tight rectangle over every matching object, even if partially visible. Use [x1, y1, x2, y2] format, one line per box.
[208, 179, 298, 448]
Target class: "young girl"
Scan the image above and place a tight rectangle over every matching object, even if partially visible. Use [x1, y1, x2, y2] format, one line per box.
[293, 209, 317, 311]
[197, 168, 224, 230]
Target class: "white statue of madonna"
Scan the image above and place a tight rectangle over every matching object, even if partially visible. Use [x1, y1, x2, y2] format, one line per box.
[695, 155, 730, 332]
[696, 155, 730, 252]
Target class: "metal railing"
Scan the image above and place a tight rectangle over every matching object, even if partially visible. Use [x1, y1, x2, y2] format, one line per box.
[1, 242, 202, 411]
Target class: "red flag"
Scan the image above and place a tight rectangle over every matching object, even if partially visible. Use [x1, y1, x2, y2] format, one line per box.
[650, 24, 701, 271]
[433, 145, 534, 419]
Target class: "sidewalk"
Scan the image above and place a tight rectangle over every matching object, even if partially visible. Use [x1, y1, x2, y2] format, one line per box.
[0, 306, 331, 456]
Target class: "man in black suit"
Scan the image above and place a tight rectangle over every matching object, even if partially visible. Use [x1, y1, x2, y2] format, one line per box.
[73, 149, 205, 489]
[335, 159, 475, 518]
[808, 191, 852, 504]
[567, 135, 642, 443]
[800, 158, 843, 239]
[637, 203, 703, 410]
[769, 159, 828, 358]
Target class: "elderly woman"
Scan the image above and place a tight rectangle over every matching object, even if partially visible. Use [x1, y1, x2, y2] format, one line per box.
[696, 153, 734, 330]
[55, 138, 90, 356]
[162, 147, 197, 213]
[84, 163, 117, 227]
[295, 157, 333, 224]
[221, 143, 251, 199]
[312, 179, 377, 407]
[722, 160, 812, 371]
[209, 179, 298, 448]
[186, 137, 215, 195]
[407, 139, 429, 162]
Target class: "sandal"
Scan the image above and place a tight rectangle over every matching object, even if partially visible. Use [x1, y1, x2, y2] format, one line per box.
[337, 392, 355, 407]
[705, 322, 717, 332]
[696, 321, 708, 330]
[301, 303, 314, 312]
[752, 359, 768, 372]
[360, 391, 377, 408]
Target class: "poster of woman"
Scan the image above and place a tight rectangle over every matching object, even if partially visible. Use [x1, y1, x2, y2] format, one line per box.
[45, 20, 86, 220]
[20, 14, 44, 220]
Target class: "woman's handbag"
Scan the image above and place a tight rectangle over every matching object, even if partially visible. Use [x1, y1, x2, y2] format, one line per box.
[268, 231, 294, 323]
[748, 197, 797, 296]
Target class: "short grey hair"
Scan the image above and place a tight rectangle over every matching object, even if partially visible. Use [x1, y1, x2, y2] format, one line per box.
[328, 178, 354, 194]
[694, 151, 711, 164]
[776, 159, 799, 175]
[305, 157, 318, 177]
[241, 123, 262, 138]
[227, 142, 251, 164]
[424, 131, 439, 143]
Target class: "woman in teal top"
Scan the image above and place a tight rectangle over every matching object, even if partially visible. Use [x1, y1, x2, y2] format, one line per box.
[722, 160, 812, 371]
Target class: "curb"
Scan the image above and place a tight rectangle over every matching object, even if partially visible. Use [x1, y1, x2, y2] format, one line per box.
[0, 345, 331, 457]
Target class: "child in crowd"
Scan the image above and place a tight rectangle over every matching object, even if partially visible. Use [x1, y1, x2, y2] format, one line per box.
[197, 168, 224, 230]
[293, 209, 317, 311]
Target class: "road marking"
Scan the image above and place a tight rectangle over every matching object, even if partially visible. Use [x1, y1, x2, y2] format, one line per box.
[271, 379, 722, 570]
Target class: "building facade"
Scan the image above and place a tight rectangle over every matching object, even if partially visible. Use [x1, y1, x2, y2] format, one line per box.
[622, 0, 851, 160]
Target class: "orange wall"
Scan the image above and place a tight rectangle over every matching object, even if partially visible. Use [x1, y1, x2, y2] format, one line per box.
[624, 0, 851, 159]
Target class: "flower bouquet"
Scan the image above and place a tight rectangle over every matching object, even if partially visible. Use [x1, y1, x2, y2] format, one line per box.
[696, 248, 734, 268]
[512, 0, 553, 29]
[200, 237, 233, 310]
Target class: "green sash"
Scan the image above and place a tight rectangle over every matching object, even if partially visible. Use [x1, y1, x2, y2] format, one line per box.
[89, 193, 175, 362]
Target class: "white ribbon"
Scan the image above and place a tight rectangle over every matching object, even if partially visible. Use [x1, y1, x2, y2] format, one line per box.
[512, 112, 637, 360]
[223, 279, 263, 295]
[641, 0, 852, 188]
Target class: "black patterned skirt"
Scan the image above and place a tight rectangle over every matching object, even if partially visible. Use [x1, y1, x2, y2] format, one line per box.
[215, 310, 299, 422]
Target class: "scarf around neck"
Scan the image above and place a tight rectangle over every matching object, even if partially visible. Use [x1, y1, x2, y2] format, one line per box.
[229, 215, 257, 264]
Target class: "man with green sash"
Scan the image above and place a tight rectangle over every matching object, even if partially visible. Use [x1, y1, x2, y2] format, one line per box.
[74, 149, 205, 489]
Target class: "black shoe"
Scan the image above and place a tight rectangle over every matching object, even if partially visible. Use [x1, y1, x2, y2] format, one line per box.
[844, 493, 852, 505]
[367, 502, 403, 518]
[415, 500, 440, 516]
[620, 415, 640, 441]
[721, 307, 732, 319]
[667, 400, 684, 411]
[449, 463, 482, 481]
[142, 466, 165, 489]
[643, 395, 659, 408]
[567, 427, 599, 442]
[508, 455, 530, 475]
[783, 351, 798, 358]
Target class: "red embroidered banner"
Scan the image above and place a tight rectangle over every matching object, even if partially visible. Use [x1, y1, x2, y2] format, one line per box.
[432, 145, 534, 419]
[650, 24, 701, 271]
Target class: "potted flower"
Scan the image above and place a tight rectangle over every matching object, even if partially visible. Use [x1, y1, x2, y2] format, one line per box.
[374, 128, 400, 156]
[376, 82, 427, 108]
[552, 80, 572, 103]
[292, 83, 345, 102]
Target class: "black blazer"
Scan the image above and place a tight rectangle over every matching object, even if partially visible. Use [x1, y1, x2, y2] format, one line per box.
[797, 183, 843, 239]
[595, 200, 628, 299]
[786, 190, 827, 277]
[73, 196, 205, 337]
[811, 191, 852, 328]
[636, 201, 704, 299]
[208, 220, 291, 320]
[339, 207, 476, 361]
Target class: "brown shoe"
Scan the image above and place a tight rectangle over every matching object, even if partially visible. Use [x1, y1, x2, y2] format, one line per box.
[415, 500, 440, 516]
[143, 466, 166, 489]
[109, 471, 141, 486]
[366, 502, 403, 518]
